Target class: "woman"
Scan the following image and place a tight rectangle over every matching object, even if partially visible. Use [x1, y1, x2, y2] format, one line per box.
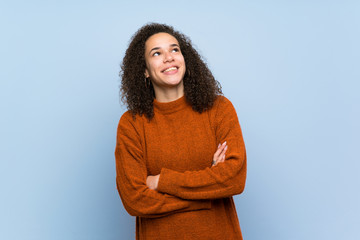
[115, 23, 247, 240]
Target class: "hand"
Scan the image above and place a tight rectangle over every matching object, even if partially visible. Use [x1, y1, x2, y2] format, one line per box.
[212, 141, 228, 166]
[146, 174, 160, 190]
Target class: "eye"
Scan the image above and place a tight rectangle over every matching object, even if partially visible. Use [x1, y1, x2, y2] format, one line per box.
[153, 52, 160, 56]
[172, 48, 180, 53]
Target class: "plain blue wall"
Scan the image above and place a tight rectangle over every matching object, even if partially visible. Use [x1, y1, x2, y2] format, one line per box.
[1, 1, 359, 239]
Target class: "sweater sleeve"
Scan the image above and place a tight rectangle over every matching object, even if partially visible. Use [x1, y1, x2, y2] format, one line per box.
[157, 97, 247, 200]
[115, 112, 211, 218]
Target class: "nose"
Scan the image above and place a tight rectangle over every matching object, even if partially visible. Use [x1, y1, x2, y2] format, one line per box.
[163, 52, 174, 62]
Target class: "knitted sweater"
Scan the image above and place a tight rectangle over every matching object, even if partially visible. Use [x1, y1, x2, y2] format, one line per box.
[115, 95, 247, 240]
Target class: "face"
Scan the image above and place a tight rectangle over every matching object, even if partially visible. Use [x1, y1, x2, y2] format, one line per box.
[144, 32, 186, 92]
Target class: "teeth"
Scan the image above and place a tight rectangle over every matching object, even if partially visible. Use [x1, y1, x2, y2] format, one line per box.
[164, 67, 177, 72]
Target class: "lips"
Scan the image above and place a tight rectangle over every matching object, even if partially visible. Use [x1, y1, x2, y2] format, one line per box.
[162, 65, 178, 72]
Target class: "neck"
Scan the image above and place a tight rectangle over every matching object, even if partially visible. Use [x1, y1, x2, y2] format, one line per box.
[153, 83, 184, 103]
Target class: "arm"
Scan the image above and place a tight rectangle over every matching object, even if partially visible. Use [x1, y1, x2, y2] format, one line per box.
[115, 113, 211, 218]
[146, 142, 228, 189]
[156, 97, 247, 200]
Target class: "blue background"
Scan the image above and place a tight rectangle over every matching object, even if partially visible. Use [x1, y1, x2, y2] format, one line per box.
[1, 0, 359, 239]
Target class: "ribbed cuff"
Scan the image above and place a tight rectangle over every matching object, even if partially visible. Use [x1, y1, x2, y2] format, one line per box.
[157, 168, 179, 195]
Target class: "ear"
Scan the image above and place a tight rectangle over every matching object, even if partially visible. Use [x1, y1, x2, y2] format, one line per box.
[144, 69, 150, 78]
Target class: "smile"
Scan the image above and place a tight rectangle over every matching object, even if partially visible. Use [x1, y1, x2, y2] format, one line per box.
[163, 67, 178, 73]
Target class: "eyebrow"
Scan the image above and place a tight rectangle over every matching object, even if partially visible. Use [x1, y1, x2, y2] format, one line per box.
[149, 43, 180, 55]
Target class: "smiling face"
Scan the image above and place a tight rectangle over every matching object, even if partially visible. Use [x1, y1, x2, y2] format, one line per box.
[144, 32, 186, 99]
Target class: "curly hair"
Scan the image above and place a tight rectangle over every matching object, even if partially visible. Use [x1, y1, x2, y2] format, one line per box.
[119, 23, 222, 120]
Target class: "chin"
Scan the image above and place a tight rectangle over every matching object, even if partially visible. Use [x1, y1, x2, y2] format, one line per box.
[162, 76, 183, 85]
[168, 79, 183, 86]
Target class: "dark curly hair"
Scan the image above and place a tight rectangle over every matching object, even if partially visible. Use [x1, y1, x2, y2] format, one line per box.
[119, 23, 222, 120]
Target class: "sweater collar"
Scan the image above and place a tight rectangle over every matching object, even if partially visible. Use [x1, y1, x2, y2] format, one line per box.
[153, 95, 188, 114]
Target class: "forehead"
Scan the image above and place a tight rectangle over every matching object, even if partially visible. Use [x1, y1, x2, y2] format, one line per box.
[145, 32, 179, 50]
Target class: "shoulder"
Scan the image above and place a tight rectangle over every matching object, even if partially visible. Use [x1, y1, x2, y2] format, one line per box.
[119, 110, 134, 124]
[207, 95, 240, 127]
[119, 110, 147, 125]
[214, 95, 233, 106]
[118, 111, 133, 129]
[117, 110, 146, 137]
[210, 95, 237, 115]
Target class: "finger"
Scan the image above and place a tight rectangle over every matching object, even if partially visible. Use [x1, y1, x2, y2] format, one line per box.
[214, 143, 225, 157]
[218, 141, 227, 152]
[213, 142, 227, 165]
[218, 144, 228, 157]
[215, 155, 226, 166]
[212, 159, 220, 166]
[218, 141, 226, 148]
[213, 149, 225, 166]
[218, 146, 228, 161]
[218, 153, 225, 162]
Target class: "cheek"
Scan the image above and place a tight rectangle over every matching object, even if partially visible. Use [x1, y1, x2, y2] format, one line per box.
[179, 56, 186, 68]
[148, 60, 161, 73]
[180, 57, 186, 71]
[145, 65, 155, 77]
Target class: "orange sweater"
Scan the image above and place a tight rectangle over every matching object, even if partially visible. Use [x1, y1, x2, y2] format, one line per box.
[115, 95, 247, 240]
